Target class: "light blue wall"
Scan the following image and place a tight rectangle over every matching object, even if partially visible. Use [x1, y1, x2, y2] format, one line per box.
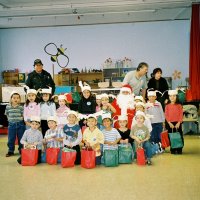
[0, 20, 190, 88]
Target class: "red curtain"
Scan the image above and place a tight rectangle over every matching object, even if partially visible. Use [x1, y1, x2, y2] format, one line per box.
[189, 4, 200, 101]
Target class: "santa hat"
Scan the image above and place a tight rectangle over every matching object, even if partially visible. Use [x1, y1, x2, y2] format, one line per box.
[47, 116, 58, 123]
[79, 81, 91, 92]
[118, 115, 128, 121]
[168, 90, 178, 95]
[120, 84, 132, 94]
[147, 91, 156, 97]
[58, 93, 73, 103]
[134, 96, 144, 102]
[30, 116, 40, 123]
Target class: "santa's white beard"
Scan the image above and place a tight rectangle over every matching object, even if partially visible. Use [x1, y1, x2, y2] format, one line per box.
[116, 93, 135, 115]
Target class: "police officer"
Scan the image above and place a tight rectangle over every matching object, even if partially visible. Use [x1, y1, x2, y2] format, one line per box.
[26, 59, 55, 95]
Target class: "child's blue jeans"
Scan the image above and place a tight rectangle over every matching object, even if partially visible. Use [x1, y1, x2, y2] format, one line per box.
[7, 121, 25, 153]
[150, 123, 163, 144]
[142, 141, 152, 159]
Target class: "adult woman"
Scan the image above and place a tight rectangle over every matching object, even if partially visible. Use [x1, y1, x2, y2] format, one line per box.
[147, 68, 169, 109]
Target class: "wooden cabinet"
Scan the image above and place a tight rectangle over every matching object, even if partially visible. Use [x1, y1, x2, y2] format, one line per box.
[2, 72, 19, 85]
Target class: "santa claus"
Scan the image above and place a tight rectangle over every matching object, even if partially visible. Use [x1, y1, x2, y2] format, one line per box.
[112, 84, 135, 129]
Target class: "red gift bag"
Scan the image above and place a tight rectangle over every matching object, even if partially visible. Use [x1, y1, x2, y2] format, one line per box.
[46, 148, 60, 165]
[186, 89, 193, 102]
[61, 151, 77, 168]
[161, 130, 170, 148]
[137, 147, 146, 166]
[21, 149, 38, 166]
[81, 149, 96, 169]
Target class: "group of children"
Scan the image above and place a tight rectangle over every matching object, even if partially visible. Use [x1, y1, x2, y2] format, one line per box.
[5, 82, 184, 166]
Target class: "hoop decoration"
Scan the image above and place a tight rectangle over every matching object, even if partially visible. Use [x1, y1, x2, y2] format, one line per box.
[44, 43, 69, 68]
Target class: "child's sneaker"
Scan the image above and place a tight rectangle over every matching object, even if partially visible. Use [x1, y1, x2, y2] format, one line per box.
[147, 159, 152, 165]
[158, 142, 164, 153]
[6, 152, 14, 157]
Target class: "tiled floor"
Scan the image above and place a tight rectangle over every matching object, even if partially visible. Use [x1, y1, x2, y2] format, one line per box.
[0, 135, 200, 200]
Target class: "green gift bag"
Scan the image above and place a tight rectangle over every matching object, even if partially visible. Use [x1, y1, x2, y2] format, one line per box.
[104, 149, 119, 167]
[169, 131, 183, 148]
[118, 144, 133, 164]
[72, 92, 81, 103]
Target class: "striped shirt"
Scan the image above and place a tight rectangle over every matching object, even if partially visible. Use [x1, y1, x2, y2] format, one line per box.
[20, 128, 43, 150]
[5, 104, 24, 122]
[44, 127, 64, 148]
[102, 128, 121, 150]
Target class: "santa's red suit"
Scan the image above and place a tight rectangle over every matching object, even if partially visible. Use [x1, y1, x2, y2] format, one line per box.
[111, 84, 135, 129]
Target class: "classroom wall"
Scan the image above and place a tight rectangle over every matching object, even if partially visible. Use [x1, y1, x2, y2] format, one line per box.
[0, 20, 190, 88]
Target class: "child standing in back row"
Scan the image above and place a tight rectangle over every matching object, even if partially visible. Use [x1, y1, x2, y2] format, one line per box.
[165, 90, 184, 154]
[5, 92, 25, 157]
[146, 91, 165, 145]
[23, 87, 40, 129]
[40, 88, 56, 137]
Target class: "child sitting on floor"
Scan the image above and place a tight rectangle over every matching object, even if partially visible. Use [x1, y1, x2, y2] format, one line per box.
[101, 113, 121, 151]
[83, 114, 104, 165]
[63, 110, 82, 165]
[130, 111, 152, 165]
[17, 116, 43, 164]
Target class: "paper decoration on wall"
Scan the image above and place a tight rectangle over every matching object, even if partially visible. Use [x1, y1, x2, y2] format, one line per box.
[44, 43, 69, 68]
[172, 70, 181, 80]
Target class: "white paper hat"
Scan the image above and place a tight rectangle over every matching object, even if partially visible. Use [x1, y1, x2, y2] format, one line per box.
[100, 93, 109, 99]
[79, 81, 91, 92]
[134, 96, 144, 102]
[118, 115, 128, 121]
[41, 88, 52, 94]
[87, 114, 97, 120]
[58, 95, 66, 101]
[30, 116, 40, 122]
[47, 116, 58, 123]
[135, 102, 145, 108]
[67, 110, 78, 118]
[135, 111, 146, 118]
[102, 113, 112, 120]
[27, 89, 37, 95]
[10, 91, 20, 98]
[168, 90, 178, 95]
[96, 94, 101, 100]
[147, 91, 156, 96]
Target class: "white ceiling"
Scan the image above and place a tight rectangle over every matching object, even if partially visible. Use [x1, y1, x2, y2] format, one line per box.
[0, 0, 199, 28]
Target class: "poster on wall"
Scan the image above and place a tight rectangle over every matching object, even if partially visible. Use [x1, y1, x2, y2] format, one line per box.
[18, 73, 26, 84]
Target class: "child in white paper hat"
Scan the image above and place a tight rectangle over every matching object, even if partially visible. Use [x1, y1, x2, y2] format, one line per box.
[130, 111, 152, 165]
[101, 113, 121, 151]
[24, 87, 40, 129]
[63, 110, 82, 164]
[17, 116, 43, 164]
[165, 90, 184, 154]
[56, 94, 71, 128]
[117, 115, 134, 146]
[40, 88, 56, 137]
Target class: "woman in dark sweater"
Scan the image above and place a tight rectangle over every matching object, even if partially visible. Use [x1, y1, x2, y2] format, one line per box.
[147, 68, 169, 109]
